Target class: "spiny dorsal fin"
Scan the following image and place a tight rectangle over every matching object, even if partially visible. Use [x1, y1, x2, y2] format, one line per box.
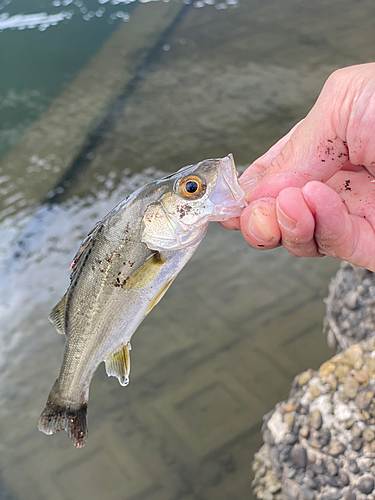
[49, 293, 67, 335]
[70, 221, 103, 279]
[105, 343, 131, 386]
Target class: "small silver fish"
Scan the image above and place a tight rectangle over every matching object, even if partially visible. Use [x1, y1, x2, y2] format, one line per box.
[38, 154, 245, 447]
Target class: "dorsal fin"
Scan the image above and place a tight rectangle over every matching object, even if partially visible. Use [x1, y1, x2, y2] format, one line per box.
[105, 343, 131, 386]
[49, 293, 67, 335]
[70, 221, 103, 279]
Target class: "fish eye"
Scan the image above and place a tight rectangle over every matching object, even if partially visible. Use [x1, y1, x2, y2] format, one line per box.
[178, 175, 205, 198]
[185, 180, 198, 193]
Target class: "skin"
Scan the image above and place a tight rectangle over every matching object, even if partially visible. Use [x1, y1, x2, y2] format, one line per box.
[222, 63, 375, 272]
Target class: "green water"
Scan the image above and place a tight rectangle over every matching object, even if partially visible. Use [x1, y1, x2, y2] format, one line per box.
[0, 0, 136, 159]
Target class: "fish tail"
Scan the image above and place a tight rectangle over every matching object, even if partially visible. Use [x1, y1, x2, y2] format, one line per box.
[38, 383, 88, 448]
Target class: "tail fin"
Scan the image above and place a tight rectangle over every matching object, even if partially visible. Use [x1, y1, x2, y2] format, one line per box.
[38, 391, 88, 448]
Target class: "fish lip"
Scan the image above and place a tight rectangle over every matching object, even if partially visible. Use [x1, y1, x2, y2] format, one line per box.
[207, 154, 247, 220]
[221, 153, 244, 200]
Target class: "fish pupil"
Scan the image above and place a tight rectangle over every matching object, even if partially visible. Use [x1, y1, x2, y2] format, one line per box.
[185, 181, 198, 193]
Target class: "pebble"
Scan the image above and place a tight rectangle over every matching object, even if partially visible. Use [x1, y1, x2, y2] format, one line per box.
[299, 370, 313, 386]
[310, 409, 323, 430]
[344, 490, 356, 500]
[326, 374, 338, 390]
[343, 376, 359, 399]
[320, 491, 343, 500]
[346, 344, 364, 367]
[299, 427, 309, 438]
[285, 432, 298, 445]
[358, 475, 375, 494]
[301, 487, 315, 500]
[263, 429, 275, 446]
[325, 459, 338, 476]
[305, 477, 319, 490]
[283, 483, 299, 500]
[345, 419, 355, 429]
[279, 446, 291, 462]
[310, 429, 331, 449]
[284, 404, 295, 412]
[352, 438, 363, 452]
[335, 364, 350, 382]
[290, 445, 307, 469]
[348, 459, 359, 474]
[309, 384, 321, 399]
[338, 470, 349, 487]
[329, 440, 345, 456]
[319, 361, 336, 379]
[284, 412, 295, 429]
[355, 391, 373, 410]
[344, 290, 359, 310]
[362, 428, 375, 442]
[351, 425, 362, 439]
[354, 370, 368, 384]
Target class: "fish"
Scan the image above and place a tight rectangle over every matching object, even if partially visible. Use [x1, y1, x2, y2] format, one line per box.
[38, 154, 246, 448]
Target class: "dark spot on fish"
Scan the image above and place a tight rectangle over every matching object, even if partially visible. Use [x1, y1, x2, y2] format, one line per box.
[345, 179, 351, 191]
[176, 204, 192, 219]
[327, 139, 333, 144]
[321, 160, 326, 162]
[91, 264, 95, 271]
[364, 215, 367, 219]
[100, 269, 104, 273]
[116, 277, 120, 284]
[129, 261, 135, 268]
[117, 272, 121, 276]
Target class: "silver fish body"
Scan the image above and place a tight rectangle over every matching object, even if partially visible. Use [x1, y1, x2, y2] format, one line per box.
[38, 154, 245, 447]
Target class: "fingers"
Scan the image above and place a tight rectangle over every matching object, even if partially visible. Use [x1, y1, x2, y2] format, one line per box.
[240, 179, 375, 270]
[276, 188, 321, 258]
[240, 197, 281, 250]
[302, 181, 375, 271]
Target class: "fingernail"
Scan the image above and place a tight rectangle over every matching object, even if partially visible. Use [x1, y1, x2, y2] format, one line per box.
[248, 208, 277, 243]
[276, 200, 297, 231]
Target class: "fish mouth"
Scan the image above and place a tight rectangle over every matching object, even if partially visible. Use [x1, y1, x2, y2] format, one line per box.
[208, 154, 246, 221]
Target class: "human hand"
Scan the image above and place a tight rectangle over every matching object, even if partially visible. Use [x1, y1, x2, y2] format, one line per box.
[224, 63, 375, 272]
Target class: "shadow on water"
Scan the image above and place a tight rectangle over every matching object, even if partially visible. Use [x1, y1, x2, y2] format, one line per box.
[2, 0, 375, 498]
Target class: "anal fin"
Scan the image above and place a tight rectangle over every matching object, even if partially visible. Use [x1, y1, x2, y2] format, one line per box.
[49, 293, 67, 335]
[105, 343, 131, 386]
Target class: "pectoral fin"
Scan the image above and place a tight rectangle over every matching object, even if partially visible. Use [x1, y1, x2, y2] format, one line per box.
[146, 278, 175, 315]
[49, 293, 67, 335]
[105, 343, 131, 386]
